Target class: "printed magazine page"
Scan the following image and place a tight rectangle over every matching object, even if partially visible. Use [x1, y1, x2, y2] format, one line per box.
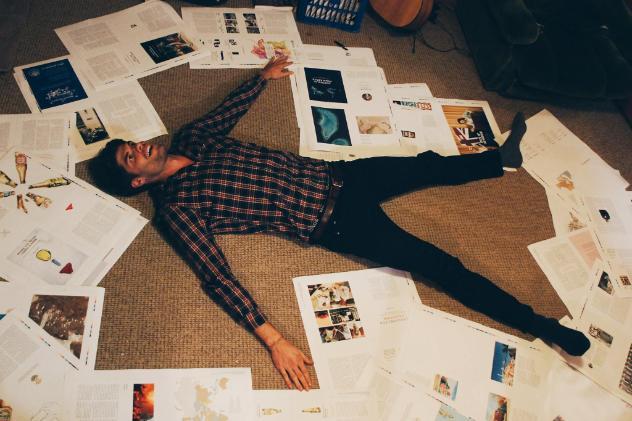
[253, 390, 376, 420]
[63, 368, 253, 420]
[14, 55, 166, 161]
[0, 283, 104, 370]
[55, 0, 206, 89]
[293, 268, 421, 392]
[386, 305, 555, 421]
[0, 149, 147, 287]
[0, 313, 78, 421]
[184, 6, 302, 68]
[0, 113, 75, 174]
[293, 64, 400, 155]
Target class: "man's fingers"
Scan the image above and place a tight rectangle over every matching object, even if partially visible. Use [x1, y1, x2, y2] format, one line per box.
[298, 363, 312, 388]
[303, 353, 314, 365]
[288, 368, 303, 391]
[293, 368, 310, 391]
[279, 367, 293, 389]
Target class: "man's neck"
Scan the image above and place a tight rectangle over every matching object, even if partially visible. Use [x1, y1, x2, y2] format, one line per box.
[158, 154, 194, 181]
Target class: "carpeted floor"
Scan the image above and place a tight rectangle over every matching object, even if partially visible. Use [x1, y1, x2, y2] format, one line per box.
[1, 0, 630, 390]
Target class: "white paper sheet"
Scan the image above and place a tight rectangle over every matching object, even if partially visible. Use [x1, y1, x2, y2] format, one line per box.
[521, 109, 627, 218]
[0, 113, 75, 174]
[55, 0, 206, 90]
[553, 300, 632, 405]
[0, 149, 147, 287]
[383, 305, 554, 421]
[0, 283, 104, 370]
[253, 390, 376, 420]
[542, 353, 632, 421]
[294, 45, 377, 68]
[14, 55, 167, 161]
[293, 268, 421, 392]
[528, 227, 603, 318]
[63, 368, 253, 420]
[293, 64, 400, 154]
[0, 313, 77, 421]
[185, 6, 302, 69]
[545, 187, 588, 236]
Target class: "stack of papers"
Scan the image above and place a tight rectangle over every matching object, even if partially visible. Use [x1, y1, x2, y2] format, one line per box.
[13, 56, 166, 161]
[521, 110, 632, 408]
[184, 6, 303, 69]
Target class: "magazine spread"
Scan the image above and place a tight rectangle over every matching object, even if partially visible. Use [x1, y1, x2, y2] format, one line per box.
[0, 149, 147, 287]
[55, 0, 206, 89]
[184, 6, 302, 68]
[63, 368, 253, 420]
[14, 56, 166, 161]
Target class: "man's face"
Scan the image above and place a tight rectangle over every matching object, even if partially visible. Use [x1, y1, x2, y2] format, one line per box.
[115, 141, 167, 188]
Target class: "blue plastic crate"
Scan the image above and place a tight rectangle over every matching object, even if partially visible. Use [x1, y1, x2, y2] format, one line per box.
[296, 0, 368, 32]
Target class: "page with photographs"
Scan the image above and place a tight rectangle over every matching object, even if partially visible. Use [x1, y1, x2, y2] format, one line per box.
[554, 305, 632, 405]
[0, 113, 74, 174]
[387, 305, 554, 421]
[354, 361, 472, 421]
[386, 83, 436, 155]
[293, 64, 401, 154]
[55, 0, 205, 90]
[0, 149, 147, 287]
[14, 55, 167, 161]
[63, 368, 253, 420]
[542, 355, 632, 421]
[528, 227, 603, 318]
[184, 6, 302, 69]
[293, 268, 421, 392]
[0, 283, 104, 370]
[253, 390, 376, 420]
[0, 313, 78, 421]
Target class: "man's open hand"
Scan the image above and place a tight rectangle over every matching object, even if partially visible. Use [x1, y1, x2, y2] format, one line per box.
[270, 337, 313, 391]
[261, 55, 293, 80]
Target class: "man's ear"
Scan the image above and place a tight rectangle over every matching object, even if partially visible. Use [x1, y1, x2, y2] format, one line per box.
[131, 177, 145, 189]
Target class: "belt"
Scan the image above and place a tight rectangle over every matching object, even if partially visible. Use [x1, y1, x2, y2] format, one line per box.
[310, 163, 344, 242]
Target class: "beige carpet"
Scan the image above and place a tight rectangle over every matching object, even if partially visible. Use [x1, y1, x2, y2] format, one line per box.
[1, 0, 630, 390]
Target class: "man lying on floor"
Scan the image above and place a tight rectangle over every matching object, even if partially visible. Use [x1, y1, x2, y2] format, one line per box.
[90, 56, 590, 391]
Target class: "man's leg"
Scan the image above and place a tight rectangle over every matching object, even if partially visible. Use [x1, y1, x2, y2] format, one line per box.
[340, 149, 504, 202]
[317, 199, 590, 356]
[339, 112, 527, 202]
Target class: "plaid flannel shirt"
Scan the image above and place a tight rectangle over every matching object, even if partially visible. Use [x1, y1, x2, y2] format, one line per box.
[156, 75, 331, 330]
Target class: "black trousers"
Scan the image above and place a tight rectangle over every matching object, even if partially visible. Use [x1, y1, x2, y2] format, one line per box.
[315, 150, 538, 334]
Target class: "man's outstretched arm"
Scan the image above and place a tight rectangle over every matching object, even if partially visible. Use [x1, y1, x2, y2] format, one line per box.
[159, 205, 313, 390]
[176, 56, 293, 143]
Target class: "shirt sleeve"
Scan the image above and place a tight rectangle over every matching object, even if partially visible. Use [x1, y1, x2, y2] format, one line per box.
[159, 204, 267, 331]
[173, 75, 267, 156]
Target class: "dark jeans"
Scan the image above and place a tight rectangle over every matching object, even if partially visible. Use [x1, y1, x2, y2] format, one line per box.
[315, 150, 538, 333]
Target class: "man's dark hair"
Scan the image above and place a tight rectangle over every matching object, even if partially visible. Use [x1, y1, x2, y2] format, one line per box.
[88, 139, 139, 196]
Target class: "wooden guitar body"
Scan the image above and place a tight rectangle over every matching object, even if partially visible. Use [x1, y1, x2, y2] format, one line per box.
[369, 0, 435, 31]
